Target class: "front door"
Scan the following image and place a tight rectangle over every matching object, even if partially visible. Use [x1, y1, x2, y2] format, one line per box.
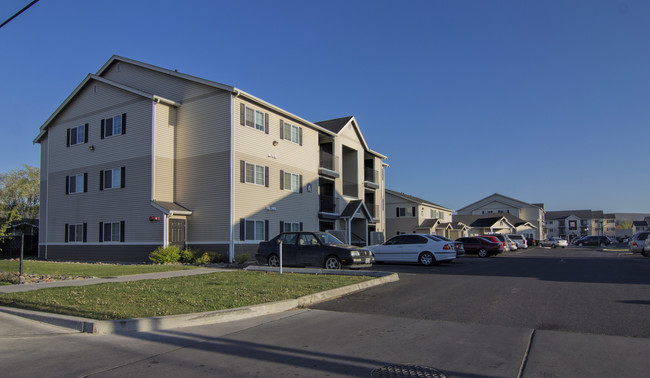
[169, 219, 186, 248]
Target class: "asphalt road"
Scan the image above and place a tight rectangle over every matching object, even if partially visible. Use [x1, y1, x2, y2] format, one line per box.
[312, 246, 650, 338]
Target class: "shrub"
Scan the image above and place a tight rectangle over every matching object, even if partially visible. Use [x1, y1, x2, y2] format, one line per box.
[234, 253, 250, 265]
[149, 246, 181, 264]
[194, 252, 212, 265]
[179, 249, 195, 263]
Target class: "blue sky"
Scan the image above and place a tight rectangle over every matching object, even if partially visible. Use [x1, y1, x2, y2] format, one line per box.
[2, 0, 649, 213]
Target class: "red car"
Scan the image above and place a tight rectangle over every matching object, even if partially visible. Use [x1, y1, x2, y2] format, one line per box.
[480, 235, 508, 250]
[456, 237, 504, 257]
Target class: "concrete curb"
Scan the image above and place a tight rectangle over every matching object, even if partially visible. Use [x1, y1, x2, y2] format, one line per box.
[0, 270, 399, 335]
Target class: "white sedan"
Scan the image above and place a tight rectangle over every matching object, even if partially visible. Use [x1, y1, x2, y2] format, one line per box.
[367, 234, 457, 266]
[540, 237, 568, 248]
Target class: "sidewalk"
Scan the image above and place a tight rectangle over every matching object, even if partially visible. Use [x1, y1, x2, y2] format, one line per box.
[0, 267, 399, 334]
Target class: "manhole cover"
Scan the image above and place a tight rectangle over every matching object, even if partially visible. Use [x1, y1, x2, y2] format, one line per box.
[371, 364, 448, 378]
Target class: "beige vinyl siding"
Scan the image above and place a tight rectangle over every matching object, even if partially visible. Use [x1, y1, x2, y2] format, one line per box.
[174, 91, 232, 242]
[153, 103, 175, 202]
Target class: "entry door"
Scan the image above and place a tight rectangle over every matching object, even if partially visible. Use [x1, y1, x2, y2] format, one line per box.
[169, 219, 186, 248]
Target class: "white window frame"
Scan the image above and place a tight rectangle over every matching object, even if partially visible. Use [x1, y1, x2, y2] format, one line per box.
[283, 122, 300, 144]
[103, 168, 121, 189]
[283, 172, 300, 192]
[70, 125, 85, 146]
[104, 115, 122, 138]
[284, 222, 300, 232]
[245, 220, 265, 241]
[68, 224, 84, 243]
[245, 163, 265, 186]
[244, 106, 265, 132]
[103, 222, 121, 242]
[69, 174, 84, 194]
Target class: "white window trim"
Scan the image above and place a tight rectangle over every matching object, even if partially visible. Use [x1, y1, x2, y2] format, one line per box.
[104, 115, 123, 138]
[283, 172, 300, 192]
[70, 125, 85, 146]
[283, 222, 300, 232]
[283, 122, 300, 144]
[68, 223, 84, 243]
[103, 221, 122, 243]
[245, 163, 265, 186]
[244, 106, 266, 132]
[69, 174, 84, 194]
[103, 168, 121, 190]
[245, 219, 265, 241]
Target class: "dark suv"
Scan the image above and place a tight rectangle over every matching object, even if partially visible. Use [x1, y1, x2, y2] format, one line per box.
[574, 235, 610, 247]
[456, 237, 504, 257]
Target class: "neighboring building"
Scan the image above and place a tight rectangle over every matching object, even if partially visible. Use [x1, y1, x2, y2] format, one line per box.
[456, 193, 545, 240]
[452, 214, 537, 239]
[384, 189, 454, 238]
[34, 56, 387, 262]
[545, 210, 616, 242]
[632, 220, 648, 234]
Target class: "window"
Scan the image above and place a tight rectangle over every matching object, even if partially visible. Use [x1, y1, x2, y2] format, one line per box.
[100, 168, 125, 190]
[65, 223, 86, 243]
[240, 104, 268, 132]
[67, 124, 88, 146]
[99, 221, 124, 242]
[245, 220, 265, 241]
[282, 222, 301, 232]
[66, 173, 87, 194]
[246, 163, 265, 186]
[569, 220, 577, 230]
[430, 209, 434, 218]
[101, 114, 126, 138]
[281, 120, 302, 144]
[281, 171, 301, 192]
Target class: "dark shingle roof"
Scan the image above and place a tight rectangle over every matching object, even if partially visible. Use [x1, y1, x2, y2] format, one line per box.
[385, 189, 451, 211]
[314, 117, 354, 133]
[546, 210, 605, 220]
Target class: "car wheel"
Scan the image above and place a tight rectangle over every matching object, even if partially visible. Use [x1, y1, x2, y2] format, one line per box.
[418, 252, 436, 266]
[551, 244, 557, 248]
[477, 249, 488, 258]
[267, 254, 279, 267]
[578, 243, 584, 247]
[324, 255, 342, 270]
[642, 249, 650, 257]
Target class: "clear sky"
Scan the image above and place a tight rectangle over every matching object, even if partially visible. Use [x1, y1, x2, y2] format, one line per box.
[2, 0, 649, 213]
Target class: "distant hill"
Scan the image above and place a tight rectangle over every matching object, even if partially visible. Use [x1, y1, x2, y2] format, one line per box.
[615, 213, 650, 222]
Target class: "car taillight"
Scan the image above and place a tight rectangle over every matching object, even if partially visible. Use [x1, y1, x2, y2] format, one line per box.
[632, 242, 638, 247]
[443, 244, 451, 250]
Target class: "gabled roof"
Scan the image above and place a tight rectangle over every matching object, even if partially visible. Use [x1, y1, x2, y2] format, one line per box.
[448, 222, 469, 230]
[315, 116, 386, 159]
[340, 200, 373, 222]
[456, 193, 544, 213]
[418, 219, 440, 228]
[385, 189, 452, 211]
[452, 214, 517, 229]
[34, 74, 180, 143]
[546, 210, 606, 221]
[151, 201, 192, 216]
[633, 221, 648, 227]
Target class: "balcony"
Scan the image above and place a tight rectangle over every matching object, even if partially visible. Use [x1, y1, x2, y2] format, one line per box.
[319, 195, 336, 214]
[319, 150, 339, 178]
[365, 202, 380, 222]
[364, 167, 379, 189]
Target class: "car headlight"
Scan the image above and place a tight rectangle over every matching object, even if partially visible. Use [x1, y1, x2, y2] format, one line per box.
[350, 251, 360, 256]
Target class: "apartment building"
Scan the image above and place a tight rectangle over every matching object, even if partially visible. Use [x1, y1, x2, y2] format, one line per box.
[545, 210, 615, 242]
[384, 189, 454, 238]
[34, 56, 387, 262]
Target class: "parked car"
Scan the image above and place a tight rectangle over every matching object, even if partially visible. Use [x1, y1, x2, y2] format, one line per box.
[574, 235, 611, 247]
[643, 237, 650, 257]
[628, 231, 650, 253]
[481, 234, 512, 251]
[255, 231, 374, 269]
[456, 237, 504, 257]
[426, 234, 465, 257]
[526, 237, 537, 246]
[508, 234, 528, 249]
[367, 234, 456, 266]
[540, 237, 568, 248]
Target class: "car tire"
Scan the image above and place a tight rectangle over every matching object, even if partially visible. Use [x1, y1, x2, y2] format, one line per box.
[477, 249, 488, 258]
[551, 244, 557, 248]
[418, 251, 436, 266]
[324, 255, 342, 270]
[578, 243, 584, 247]
[268, 254, 279, 267]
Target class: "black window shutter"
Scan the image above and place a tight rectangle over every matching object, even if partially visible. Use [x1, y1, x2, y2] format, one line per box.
[265, 166, 269, 187]
[280, 170, 284, 189]
[121, 114, 126, 134]
[65, 176, 69, 195]
[264, 113, 269, 134]
[100, 119, 105, 139]
[280, 120, 284, 139]
[98, 222, 103, 242]
[240, 218, 245, 241]
[64, 224, 69, 243]
[240, 104, 245, 126]
[120, 221, 125, 242]
[299, 127, 303, 146]
[280, 221, 284, 233]
[66, 128, 70, 147]
[84, 124, 89, 143]
[412, 207, 416, 217]
[83, 173, 88, 192]
[396, 208, 400, 218]
[99, 170, 104, 190]
[299, 222, 303, 231]
[120, 167, 126, 188]
[264, 220, 269, 241]
[299, 175, 303, 193]
[83, 223, 87, 243]
[240, 161, 245, 183]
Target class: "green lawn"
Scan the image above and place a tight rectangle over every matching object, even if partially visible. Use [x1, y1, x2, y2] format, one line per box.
[0, 271, 371, 320]
[0, 260, 198, 278]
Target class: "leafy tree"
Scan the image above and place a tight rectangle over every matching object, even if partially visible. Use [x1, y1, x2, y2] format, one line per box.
[617, 220, 633, 229]
[0, 165, 40, 237]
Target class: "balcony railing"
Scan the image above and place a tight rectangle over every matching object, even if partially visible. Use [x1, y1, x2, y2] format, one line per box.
[343, 180, 358, 197]
[364, 167, 378, 184]
[320, 150, 336, 171]
[365, 203, 379, 218]
[319, 195, 336, 213]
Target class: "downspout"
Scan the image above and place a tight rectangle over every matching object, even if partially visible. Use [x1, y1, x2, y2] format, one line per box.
[229, 91, 240, 262]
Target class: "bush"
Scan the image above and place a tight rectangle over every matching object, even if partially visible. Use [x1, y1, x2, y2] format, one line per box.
[194, 252, 212, 265]
[235, 253, 250, 265]
[149, 246, 181, 264]
[179, 249, 195, 263]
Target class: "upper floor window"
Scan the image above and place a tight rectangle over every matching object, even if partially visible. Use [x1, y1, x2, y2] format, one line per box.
[67, 124, 88, 146]
[101, 114, 126, 138]
[246, 163, 265, 186]
[280, 120, 302, 145]
[281, 170, 302, 193]
[396, 207, 415, 217]
[66, 173, 88, 194]
[100, 167, 125, 190]
[240, 104, 268, 133]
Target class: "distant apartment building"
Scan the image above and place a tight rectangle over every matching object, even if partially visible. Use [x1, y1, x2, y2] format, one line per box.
[384, 190, 458, 238]
[34, 56, 387, 262]
[545, 210, 615, 242]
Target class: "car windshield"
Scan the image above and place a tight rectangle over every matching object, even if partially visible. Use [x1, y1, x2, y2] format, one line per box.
[316, 232, 344, 245]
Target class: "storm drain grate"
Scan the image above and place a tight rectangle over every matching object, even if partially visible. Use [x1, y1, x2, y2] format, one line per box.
[370, 364, 448, 378]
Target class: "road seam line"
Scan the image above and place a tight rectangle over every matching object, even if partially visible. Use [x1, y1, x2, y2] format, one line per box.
[517, 328, 536, 378]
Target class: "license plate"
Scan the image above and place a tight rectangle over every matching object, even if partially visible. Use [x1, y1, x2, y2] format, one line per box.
[365, 258, 371, 263]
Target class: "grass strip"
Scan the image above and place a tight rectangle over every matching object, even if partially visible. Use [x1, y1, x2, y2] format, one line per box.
[0, 271, 371, 320]
[0, 260, 197, 278]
